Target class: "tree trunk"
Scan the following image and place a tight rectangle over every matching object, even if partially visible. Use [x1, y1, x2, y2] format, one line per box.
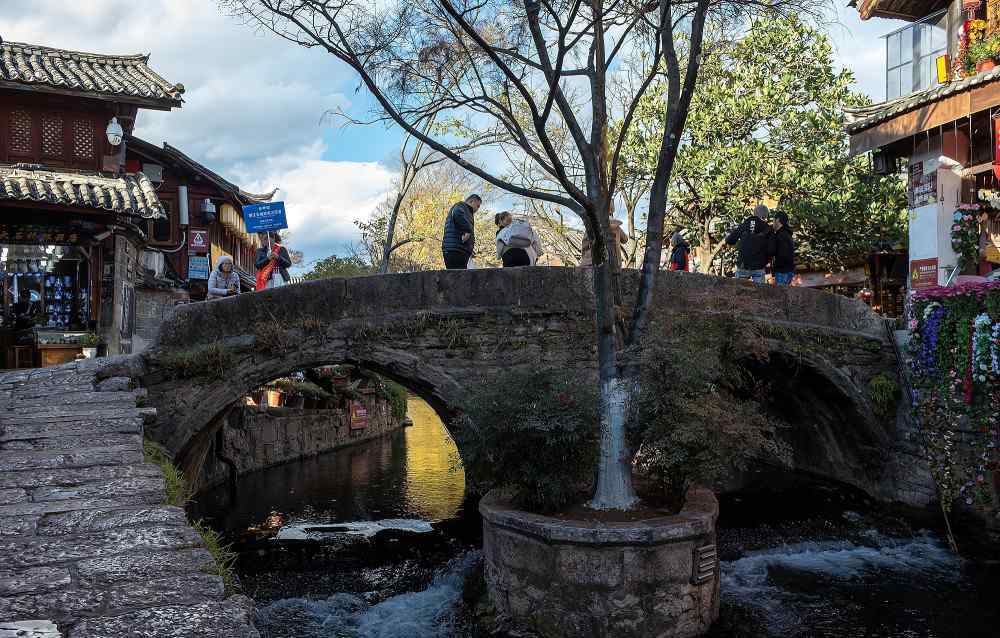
[379, 190, 406, 274]
[588, 200, 639, 510]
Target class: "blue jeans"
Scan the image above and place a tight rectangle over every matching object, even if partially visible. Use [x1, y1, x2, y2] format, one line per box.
[736, 269, 765, 283]
[774, 272, 794, 286]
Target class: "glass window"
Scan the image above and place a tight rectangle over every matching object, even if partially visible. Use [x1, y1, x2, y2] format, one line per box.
[885, 11, 947, 101]
[149, 201, 173, 244]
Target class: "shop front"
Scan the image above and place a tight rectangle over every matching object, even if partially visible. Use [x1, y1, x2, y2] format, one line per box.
[0, 167, 166, 369]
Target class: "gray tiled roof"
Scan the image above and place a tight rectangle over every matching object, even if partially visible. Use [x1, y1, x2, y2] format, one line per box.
[0, 164, 166, 219]
[0, 41, 183, 109]
[845, 67, 1000, 134]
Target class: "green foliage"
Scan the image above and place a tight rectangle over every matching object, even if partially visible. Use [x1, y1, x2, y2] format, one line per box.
[191, 519, 239, 595]
[143, 438, 191, 509]
[615, 17, 906, 272]
[455, 369, 600, 513]
[79, 333, 101, 347]
[375, 378, 409, 422]
[302, 253, 374, 280]
[868, 373, 899, 418]
[628, 313, 792, 505]
[268, 378, 334, 400]
[153, 342, 234, 380]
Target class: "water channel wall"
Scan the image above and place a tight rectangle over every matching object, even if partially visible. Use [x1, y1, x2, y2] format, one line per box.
[196, 395, 402, 492]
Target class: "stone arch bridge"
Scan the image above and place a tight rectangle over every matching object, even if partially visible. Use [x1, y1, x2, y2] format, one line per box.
[124, 268, 930, 507]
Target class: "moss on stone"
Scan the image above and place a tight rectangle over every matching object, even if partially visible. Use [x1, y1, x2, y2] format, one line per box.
[143, 438, 191, 508]
[151, 342, 235, 380]
[869, 373, 899, 418]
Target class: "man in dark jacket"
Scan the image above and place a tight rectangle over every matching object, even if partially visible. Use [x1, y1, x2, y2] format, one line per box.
[725, 204, 771, 283]
[769, 211, 795, 285]
[441, 194, 482, 269]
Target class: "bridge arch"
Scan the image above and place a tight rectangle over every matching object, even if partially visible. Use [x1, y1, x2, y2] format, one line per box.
[134, 267, 924, 502]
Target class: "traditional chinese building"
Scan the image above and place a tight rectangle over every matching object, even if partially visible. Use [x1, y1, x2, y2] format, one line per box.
[0, 39, 270, 366]
[847, 0, 1000, 291]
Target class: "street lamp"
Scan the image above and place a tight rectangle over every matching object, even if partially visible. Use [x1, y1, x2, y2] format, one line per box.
[105, 117, 124, 146]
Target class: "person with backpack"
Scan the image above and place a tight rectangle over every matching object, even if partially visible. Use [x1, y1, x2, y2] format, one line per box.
[769, 211, 795, 285]
[441, 194, 482, 269]
[668, 231, 690, 272]
[725, 204, 772, 283]
[495, 212, 544, 266]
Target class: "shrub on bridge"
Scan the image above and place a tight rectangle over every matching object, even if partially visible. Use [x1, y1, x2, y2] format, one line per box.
[628, 312, 791, 507]
[455, 369, 600, 513]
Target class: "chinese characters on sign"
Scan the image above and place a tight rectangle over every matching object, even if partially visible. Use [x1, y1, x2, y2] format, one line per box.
[908, 162, 937, 208]
[188, 255, 210, 280]
[243, 201, 288, 233]
[350, 401, 369, 430]
[910, 258, 938, 290]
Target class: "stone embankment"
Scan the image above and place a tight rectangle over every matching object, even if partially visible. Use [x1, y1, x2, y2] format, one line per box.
[197, 398, 403, 491]
[0, 359, 258, 637]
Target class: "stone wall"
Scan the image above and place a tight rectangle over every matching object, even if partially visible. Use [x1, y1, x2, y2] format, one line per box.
[196, 394, 401, 491]
[480, 488, 720, 638]
[134, 288, 189, 355]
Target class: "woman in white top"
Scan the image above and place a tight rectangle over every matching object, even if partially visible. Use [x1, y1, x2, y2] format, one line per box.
[495, 212, 544, 267]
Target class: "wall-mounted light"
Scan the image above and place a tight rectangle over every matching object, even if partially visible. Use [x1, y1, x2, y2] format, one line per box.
[106, 117, 124, 146]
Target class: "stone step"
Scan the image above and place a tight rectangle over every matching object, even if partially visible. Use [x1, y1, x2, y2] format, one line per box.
[0, 524, 202, 569]
[66, 597, 259, 638]
[0, 446, 143, 473]
[0, 419, 143, 443]
[0, 464, 160, 491]
[2, 434, 142, 453]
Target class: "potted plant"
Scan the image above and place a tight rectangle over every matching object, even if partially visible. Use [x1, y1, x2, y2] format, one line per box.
[79, 333, 101, 359]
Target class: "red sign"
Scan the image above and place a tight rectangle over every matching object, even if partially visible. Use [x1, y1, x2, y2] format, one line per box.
[188, 228, 210, 254]
[910, 258, 938, 290]
[349, 402, 368, 430]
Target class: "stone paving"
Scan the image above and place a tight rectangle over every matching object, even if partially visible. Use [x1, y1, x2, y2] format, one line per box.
[0, 359, 258, 637]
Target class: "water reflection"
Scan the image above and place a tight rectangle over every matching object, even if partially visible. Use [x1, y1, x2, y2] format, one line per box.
[191, 396, 466, 533]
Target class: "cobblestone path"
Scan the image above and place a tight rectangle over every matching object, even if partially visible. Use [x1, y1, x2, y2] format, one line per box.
[0, 359, 258, 637]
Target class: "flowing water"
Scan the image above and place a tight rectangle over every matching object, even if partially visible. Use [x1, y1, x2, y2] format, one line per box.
[194, 397, 998, 638]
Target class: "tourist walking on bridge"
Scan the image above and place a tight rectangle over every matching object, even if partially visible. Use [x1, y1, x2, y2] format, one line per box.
[769, 211, 795, 286]
[726, 204, 771, 283]
[442, 194, 482, 270]
[255, 231, 292, 290]
[495, 211, 544, 267]
[207, 255, 241, 300]
[667, 231, 690, 272]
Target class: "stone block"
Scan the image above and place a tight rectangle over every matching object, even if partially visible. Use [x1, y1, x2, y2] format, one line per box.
[31, 476, 164, 504]
[0, 620, 61, 637]
[76, 548, 215, 587]
[0, 515, 38, 537]
[0, 567, 71, 596]
[0, 588, 106, 622]
[106, 572, 225, 610]
[37, 506, 185, 536]
[68, 596, 260, 638]
[96, 377, 133, 393]
[0, 488, 28, 505]
[491, 528, 555, 576]
[0, 525, 202, 568]
[622, 542, 694, 586]
[556, 545, 623, 588]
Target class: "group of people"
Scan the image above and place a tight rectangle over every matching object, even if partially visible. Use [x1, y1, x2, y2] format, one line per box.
[723, 204, 795, 285]
[441, 194, 546, 269]
[440, 194, 794, 285]
[206, 230, 292, 300]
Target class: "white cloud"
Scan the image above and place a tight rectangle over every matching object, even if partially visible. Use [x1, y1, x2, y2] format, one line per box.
[827, 5, 908, 102]
[232, 143, 398, 269]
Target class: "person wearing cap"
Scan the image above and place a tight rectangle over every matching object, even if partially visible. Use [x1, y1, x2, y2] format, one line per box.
[725, 204, 772, 283]
[769, 211, 795, 286]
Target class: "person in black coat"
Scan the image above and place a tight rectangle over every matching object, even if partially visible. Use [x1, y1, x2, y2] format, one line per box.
[769, 211, 795, 285]
[725, 204, 771, 283]
[441, 194, 482, 269]
[255, 231, 292, 289]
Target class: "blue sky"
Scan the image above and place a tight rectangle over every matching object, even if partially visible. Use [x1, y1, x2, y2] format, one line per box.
[0, 1, 905, 270]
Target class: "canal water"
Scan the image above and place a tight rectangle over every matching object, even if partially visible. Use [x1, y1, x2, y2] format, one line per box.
[194, 397, 998, 638]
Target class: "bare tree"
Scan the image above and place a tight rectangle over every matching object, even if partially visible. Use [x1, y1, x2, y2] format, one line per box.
[224, 0, 824, 510]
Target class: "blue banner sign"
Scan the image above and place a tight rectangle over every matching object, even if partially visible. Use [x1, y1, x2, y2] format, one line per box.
[244, 201, 288, 233]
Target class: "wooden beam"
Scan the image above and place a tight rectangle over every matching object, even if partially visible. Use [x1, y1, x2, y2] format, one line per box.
[0, 80, 180, 111]
[850, 90, 971, 155]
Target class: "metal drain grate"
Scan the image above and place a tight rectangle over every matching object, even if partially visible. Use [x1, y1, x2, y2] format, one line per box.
[692, 543, 717, 584]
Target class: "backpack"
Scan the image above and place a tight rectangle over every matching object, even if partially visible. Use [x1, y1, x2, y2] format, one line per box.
[500, 220, 534, 249]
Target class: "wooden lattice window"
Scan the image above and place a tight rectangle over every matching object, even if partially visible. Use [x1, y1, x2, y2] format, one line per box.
[72, 118, 95, 161]
[41, 114, 64, 157]
[989, 0, 1000, 36]
[8, 109, 32, 154]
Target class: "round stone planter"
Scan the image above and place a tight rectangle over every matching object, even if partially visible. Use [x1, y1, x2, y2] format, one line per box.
[480, 487, 720, 638]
